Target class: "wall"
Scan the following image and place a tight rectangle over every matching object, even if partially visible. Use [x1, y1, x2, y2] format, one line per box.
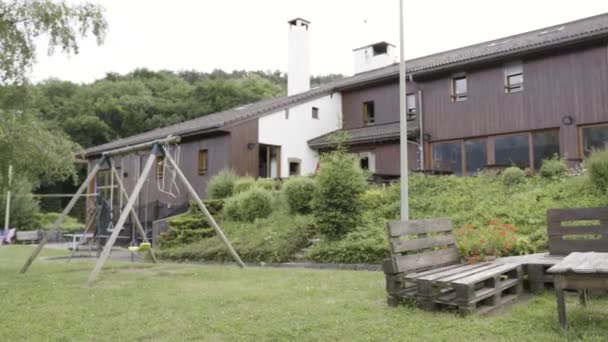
[227, 120, 259, 177]
[350, 141, 421, 175]
[342, 80, 420, 130]
[258, 93, 342, 177]
[422, 43, 608, 160]
[353, 45, 397, 74]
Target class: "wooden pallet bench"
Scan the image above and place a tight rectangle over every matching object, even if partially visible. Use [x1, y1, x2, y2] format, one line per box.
[384, 218, 523, 315]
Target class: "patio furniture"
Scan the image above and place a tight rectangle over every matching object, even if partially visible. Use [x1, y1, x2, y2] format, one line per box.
[547, 252, 608, 328]
[383, 218, 523, 314]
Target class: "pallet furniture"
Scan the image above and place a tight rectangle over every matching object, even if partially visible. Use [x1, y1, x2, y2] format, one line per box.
[525, 207, 608, 292]
[384, 218, 523, 314]
[16, 230, 42, 244]
[548, 252, 608, 328]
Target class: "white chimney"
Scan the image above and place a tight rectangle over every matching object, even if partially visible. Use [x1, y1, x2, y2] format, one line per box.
[287, 18, 311, 96]
[353, 42, 397, 74]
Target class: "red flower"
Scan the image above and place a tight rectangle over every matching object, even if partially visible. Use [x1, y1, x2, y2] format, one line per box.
[489, 219, 500, 225]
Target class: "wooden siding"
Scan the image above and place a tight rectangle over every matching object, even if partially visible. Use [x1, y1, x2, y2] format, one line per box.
[349, 142, 420, 175]
[227, 119, 259, 177]
[342, 80, 420, 130]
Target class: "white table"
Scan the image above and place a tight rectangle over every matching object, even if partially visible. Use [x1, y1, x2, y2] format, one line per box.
[64, 233, 94, 251]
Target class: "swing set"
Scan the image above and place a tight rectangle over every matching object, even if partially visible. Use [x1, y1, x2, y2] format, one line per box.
[20, 135, 245, 286]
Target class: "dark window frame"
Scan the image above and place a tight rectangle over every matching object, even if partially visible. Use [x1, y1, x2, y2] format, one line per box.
[312, 107, 319, 119]
[579, 122, 608, 157]
[198, 149, 208, 175]
[505, 62, 524, 93]
[451, 75, 468, 102]
[362, 101, 375, 125]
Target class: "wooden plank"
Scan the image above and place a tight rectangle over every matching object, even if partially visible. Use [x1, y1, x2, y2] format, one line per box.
[417, 263, 492, 282]
[387, 218, 453, 238]
[404, 263, 464, 279]
[549, 238, 608, 255]
[548, 225, 608, 236]
[547, 207, 608, 223]
[391, 234, 456, 254]
[548, 252, 608, 274]
[392, 247, 460, 274]
[452, 263, 520, 285]
[434, 264, 499, 283]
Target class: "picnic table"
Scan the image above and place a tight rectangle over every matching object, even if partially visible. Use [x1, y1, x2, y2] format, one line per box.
[547, 252, 608, 328]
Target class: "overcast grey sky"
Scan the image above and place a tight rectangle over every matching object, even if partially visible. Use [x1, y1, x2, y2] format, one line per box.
[30, 0, 608, 83]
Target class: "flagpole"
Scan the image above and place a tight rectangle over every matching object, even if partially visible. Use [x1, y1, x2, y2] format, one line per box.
[398, 0, 409, 221]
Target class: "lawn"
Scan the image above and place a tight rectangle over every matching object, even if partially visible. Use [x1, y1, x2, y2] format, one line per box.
[1, 246, 608, 341]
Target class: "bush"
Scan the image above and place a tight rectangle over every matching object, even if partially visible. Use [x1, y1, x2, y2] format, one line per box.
[587, 149, 608, 192]
[207, 169, 238, 199]
[233, 176, 256, 194]
[539, 157, 567, 178]
[34, 212, 84, 233]
[502, 167, 526, 185]
[223, 188, 274, 222]
[158, 213, 214, 249]
[256, 178, 281, 191]
[282, 177, 315, 214]
[308, 224, 388, 263]
[312, 149, 367, 239]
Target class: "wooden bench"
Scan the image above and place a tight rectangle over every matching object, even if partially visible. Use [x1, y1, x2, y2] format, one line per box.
[526, 207, 608, 292]
[383, 218, 523, 314]
[16, 230, 42, 244]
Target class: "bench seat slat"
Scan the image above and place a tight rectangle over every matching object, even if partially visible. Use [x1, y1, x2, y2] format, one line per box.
[417, 263, 494, 282]
[392, 247, 460, 274]
[388, 218, 452, 237]
[451, 263, 520, 285]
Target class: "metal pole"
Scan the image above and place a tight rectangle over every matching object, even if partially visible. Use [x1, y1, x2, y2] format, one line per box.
[20, 158, 105, 274]
[399, 0, 409, 221]
[160, 145, 246, 268]
[4, 165, 12, 231]
[86, 146, 159, 286]
[110, 165, 158, 263]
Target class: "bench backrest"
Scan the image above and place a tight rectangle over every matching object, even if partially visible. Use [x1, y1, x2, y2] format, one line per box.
[547, 207, 608, 255]
[386, 218, 460, 274]
[16, 230, 41, 241]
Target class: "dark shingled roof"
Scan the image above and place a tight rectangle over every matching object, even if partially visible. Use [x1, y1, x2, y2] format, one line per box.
[83, 12, 608, 156]
[308, 122, 419, 149]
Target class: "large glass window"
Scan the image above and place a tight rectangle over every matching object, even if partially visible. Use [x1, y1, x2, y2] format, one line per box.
[532, 131, 560, 169]
[495, 134, 530, 167]
[581, 124, 608, 157]
[465, 139, 487, 175]
[433, 142, 462, 175]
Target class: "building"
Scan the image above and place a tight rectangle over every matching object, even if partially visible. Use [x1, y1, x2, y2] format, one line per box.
[82, 13, 608, 226]
[310, 12, 608, 176]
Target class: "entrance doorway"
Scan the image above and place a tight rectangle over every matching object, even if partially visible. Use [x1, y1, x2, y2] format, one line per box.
[259, 144, 281, 178]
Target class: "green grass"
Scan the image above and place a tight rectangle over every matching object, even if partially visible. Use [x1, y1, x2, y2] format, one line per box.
[2, 246, 608, 341]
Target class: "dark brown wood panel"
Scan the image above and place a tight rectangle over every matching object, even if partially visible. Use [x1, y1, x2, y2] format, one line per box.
[227, 119, 259, 177]
[342, 80, 420, 130]
[349, 141, 420, 175]
[547, 207, 608, 255]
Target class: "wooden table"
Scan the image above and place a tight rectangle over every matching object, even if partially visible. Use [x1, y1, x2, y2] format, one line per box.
[547, 252, 608, 328]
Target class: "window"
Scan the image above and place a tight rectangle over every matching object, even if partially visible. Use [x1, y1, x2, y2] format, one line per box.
[406, 93, 416, 119]
[198, 149, 208, 175]
[156, 156, 165, 178]
[505, 62, 523, 93]
[433, 142, 463, 175]
[362, 101, 375, 125]
[312, 107, 319, 119]
[360, 156, 369, 170]
[285, 108, 289, 120]
[451, 75, 468, 101]
[465, 139, 487, 175]
[96, 169, 118, 200]
[532, 131, 560, 169]
[494, 134, 530, 167]
[372, 42, 388, 55]
[289, 161, 300, 176]
[581, 124, 608, 157]
[356, 152, 375, 172]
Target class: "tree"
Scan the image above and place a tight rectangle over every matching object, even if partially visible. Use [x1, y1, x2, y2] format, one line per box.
[0, 0, 107, 84]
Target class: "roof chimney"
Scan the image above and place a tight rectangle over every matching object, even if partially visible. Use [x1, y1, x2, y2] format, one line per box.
[353, 41, 397, 74]
[287, 18, 311, 96]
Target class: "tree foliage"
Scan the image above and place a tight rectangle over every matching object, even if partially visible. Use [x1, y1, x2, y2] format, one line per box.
[0, 0, 107, 84]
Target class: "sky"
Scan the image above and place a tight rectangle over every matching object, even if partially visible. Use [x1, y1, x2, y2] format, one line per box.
[30, 0, 608, 84]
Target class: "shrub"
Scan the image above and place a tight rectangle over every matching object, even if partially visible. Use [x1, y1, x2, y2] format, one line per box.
[158, 213, 214, 249]
[308, 224, 388, 263]
[233, 176, 256, 194]
[539, 156, 567, 178]
[282, 177, 315, 214]
[256, 178, 281, 191]
[34, 212, 84, 234]
[587, 149, 608, 192]
[223, 188, 274, 222]
[502, 167, 526, 185]
[455, 219, 519, 259]
[312, 149, 367, 239]
[207, 169, 238, 199]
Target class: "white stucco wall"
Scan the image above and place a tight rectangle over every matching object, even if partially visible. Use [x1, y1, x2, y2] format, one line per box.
[258, 93, 342, 177]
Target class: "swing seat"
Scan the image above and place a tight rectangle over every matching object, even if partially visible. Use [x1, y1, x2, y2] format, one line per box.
[128, 242, 151, 253]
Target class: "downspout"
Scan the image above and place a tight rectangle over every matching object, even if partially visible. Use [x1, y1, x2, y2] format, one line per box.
[417, 86, 424, 170]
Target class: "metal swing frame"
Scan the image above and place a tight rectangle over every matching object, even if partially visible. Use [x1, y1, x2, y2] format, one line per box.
[20, 135, 245, 286]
